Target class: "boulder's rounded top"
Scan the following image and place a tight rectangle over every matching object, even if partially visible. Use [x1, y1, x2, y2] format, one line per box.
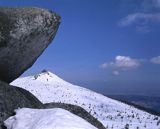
[0, 7, 61, 83]
[0, 7, 60, 16]
[0, 7, 60, 22]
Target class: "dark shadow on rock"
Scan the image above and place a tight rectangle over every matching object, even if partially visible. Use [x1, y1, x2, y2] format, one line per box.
[45, 102, 106, 129]
[0, 80, 44, 129]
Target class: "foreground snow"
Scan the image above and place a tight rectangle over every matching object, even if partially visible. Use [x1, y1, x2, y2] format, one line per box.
[11, 71, 160, 129]
[5, 108, 97, 129]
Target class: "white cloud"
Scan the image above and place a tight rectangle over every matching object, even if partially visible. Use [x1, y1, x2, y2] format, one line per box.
[118, 13, 160, 27]
[101, 56, 141, 70]
[100, 56, 142, 75]
[150, 56, 160, 64]
[114, 56, 141, 70]
[99, 63, 108, 69]
[112, 71, 120, 76]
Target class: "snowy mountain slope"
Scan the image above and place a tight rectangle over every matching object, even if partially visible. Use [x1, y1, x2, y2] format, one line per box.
[5, 108, 97, 129]
[11, 71, 160, 129]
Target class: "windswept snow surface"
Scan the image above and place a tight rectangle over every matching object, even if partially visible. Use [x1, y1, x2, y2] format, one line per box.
[5, 108, 97, 129]
[11, 71, 160, 129]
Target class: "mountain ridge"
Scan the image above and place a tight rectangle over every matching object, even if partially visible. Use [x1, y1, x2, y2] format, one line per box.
[11, 71, 160, 129]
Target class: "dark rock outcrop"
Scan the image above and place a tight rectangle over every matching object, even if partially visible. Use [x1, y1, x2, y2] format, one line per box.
[0, 80, 44, 129]
[0, 7, 61, 83]
[45, 103, 106, 129]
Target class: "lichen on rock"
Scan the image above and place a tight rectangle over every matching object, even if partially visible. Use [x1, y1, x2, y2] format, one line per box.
[0, 7, 61, 83]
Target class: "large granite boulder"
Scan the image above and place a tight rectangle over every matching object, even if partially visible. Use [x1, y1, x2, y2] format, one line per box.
[0, 80, 44, 129]
[0, 7, 61, 83]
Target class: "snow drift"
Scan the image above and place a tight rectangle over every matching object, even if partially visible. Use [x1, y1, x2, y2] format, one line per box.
[5, 108, 97, 129]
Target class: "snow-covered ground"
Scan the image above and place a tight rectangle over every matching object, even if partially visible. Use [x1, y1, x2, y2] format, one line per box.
[5, 108, 97, 129]
[11, 71, 160, 129]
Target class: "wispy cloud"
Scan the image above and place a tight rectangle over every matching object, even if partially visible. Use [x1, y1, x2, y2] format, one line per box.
[135, 25, 151, 33]
[140, 0, 160, 10]
[118, 13, 160, 27]
[100, 63, 108, 69]
[118, 0, 160, 32]
[112, 71, 120, 76]
[150, 56, 160, 64]
[150, 0, 160, 8]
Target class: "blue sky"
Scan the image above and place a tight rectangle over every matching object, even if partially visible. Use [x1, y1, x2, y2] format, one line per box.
[1, 0, 160, 96]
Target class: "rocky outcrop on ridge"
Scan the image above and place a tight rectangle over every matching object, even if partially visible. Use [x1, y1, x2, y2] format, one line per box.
[0, 7, 61, 83]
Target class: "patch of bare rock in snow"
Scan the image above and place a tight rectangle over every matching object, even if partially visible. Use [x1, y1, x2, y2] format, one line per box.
[11, 71, 160, 129]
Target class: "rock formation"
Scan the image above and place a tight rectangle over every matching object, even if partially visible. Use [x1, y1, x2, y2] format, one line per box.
[0, 7, 105, 129]
[0, 7, 61, 83]
[0, 80, 44, 128]
[0, 7, 60, 129]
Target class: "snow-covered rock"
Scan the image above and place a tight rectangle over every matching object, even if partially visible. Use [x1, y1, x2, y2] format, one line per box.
[11, 71, 160, 129]
[4, 108, 97, 129]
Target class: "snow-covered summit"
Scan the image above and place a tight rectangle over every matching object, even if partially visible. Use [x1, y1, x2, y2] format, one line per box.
[25, 70, 75, 86]
[11, 71, 160, 129]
